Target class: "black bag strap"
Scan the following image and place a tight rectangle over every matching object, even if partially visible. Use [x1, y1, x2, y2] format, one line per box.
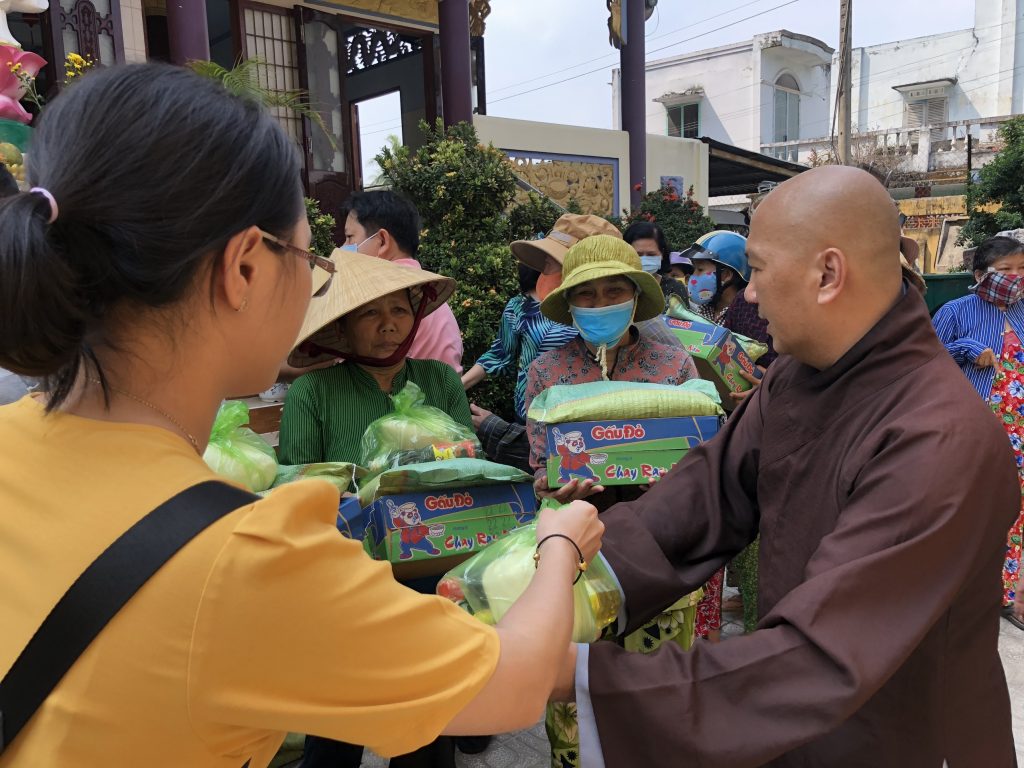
[0, 480, 258, 754]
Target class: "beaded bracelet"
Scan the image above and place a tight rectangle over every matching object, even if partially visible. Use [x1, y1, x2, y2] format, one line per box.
[533, 533, 588, 584]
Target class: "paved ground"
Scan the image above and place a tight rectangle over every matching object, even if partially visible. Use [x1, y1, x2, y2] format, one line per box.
[361, 588, 1024, 768]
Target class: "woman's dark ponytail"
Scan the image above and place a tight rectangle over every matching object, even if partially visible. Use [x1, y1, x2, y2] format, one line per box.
[0, 63, 304, 409]
[0, 192, 86, 389]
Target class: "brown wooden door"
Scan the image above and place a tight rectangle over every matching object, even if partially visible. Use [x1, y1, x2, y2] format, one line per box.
[296, 7, 354, 230]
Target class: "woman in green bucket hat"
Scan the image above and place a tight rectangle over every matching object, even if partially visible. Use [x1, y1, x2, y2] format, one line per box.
[538, 234, 673, 380]
[523, 235, 706, 768]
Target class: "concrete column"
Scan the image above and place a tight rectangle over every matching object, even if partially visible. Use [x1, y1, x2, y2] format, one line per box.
[439, 0, 473, 127]
[620, 0, 646, 208]
[167, 0, 210, 65]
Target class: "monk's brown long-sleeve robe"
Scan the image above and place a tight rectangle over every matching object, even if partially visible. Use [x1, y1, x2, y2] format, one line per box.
[588, 287, 1019, 767]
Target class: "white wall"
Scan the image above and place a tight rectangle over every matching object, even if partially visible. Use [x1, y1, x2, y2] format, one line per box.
[641, 41, 755, 146]
[646, 134, 709, 207]
[637, 33, 831, 153]
[756, 34, 832, 150]
[832, 0, 1024, 133]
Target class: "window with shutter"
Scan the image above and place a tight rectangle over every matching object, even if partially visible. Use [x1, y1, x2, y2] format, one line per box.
[905, 100, 926, 129]
[904, 97, 947, 139]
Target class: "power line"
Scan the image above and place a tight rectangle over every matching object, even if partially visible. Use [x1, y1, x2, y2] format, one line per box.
[488, 0, 802, 105]
[647, 22, 1024, 142]
[486, 0, 774, 96]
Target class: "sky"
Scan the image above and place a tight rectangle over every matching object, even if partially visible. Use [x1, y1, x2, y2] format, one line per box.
[482, 0, 975, 130]
[355, 0, 975, 179]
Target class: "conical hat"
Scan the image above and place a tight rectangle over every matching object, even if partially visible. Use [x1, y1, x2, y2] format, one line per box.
[287, 249, 456, 367]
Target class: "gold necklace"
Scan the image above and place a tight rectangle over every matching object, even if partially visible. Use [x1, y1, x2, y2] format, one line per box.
[88, 379, 200, 454]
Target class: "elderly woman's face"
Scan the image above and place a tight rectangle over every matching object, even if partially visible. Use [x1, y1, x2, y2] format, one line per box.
[342, 290, 415, 359]
[568, 276, 636, 309]
[980, 251, 1024, 281]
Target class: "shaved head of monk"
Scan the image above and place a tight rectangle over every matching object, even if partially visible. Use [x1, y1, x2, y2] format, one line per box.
[745, 165, 905, 370]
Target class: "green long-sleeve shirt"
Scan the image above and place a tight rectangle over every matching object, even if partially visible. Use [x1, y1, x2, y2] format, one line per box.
[279, 360, 474, 466]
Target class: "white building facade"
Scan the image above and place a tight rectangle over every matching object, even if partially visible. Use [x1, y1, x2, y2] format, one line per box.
[613, 30, 833, 163]
[627, 0, 1024, 177]
[839, 0, 1024, 137]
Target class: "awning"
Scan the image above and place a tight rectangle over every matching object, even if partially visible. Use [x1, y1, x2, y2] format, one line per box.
[700, 137, 806, 197]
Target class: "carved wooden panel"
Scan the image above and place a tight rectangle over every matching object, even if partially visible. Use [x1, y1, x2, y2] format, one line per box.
[50, 0, 124, 68]
[345, 27, 422, 74]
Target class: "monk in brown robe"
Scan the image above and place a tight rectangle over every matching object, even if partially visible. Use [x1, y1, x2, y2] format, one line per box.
[563, 166, 1019, 767]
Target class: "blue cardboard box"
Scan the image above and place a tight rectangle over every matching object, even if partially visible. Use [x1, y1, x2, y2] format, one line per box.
[359, 482, 537, 579]
[546, 416, 721, 488]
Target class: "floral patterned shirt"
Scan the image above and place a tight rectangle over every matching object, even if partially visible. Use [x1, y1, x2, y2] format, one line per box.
[524, 329, 700, 471]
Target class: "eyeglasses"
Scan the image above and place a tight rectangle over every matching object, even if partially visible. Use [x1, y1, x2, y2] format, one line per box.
[259, 229, 336, 297]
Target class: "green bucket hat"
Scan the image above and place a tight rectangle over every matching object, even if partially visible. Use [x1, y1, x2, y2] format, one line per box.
[541, 234, 665, 326]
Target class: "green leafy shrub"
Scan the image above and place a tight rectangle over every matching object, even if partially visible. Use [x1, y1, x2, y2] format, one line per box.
[377, 121, 522, 420]
[960, 116, 1024, 246]
[507, 192, 563, 242]
[305, 197, 337, 258]
[620, 185, 716, 250]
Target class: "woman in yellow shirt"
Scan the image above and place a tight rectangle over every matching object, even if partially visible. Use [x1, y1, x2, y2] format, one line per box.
[0, 63, 602, 767]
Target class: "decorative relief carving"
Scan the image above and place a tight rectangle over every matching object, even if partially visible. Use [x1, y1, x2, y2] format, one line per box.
[345, 27, 422, 73]
[507, 155, 617, 216]
[469, 0, 490, 36]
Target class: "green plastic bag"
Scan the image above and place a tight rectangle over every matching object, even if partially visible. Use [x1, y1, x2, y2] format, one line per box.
[357, 458, 531, 508]
[436, 520, 622, 643]
[202, 401, 279, 493]
[271, 462, 361, 495]
[360, 382, 482, 479]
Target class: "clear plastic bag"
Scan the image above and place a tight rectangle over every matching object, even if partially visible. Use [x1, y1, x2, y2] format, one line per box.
[436, 521, 622, 643]
[360, 382, 482, 479]
[202, 401, 279, 493]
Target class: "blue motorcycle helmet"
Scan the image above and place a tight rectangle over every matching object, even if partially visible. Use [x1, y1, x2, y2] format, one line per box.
[681, 230, 750, 282]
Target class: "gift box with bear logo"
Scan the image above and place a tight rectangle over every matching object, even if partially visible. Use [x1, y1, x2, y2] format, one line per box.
[660, 313, 761, 407]
[545, 416, 721, 488]
[357, 481, 538, 579]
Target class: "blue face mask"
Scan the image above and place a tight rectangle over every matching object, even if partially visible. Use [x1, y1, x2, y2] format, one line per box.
[688, 272, 717, 306]
[341, 232, 379, 254]
[569, 298, 636, 349]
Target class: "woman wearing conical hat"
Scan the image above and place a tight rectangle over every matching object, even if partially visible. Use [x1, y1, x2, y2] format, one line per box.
[279, 251, 488, 768]
[279, 250, 472, 469]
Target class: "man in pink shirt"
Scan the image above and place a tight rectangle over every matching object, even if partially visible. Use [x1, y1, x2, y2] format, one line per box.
[343, 191, 464, 373]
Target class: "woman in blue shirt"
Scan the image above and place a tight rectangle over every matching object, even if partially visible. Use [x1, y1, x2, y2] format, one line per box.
[462, 262, 577, 424]
[933, 234, 1024, 629]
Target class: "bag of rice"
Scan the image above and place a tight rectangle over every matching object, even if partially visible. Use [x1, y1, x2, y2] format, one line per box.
[436, 519, 622, 643]
[203, 401, 278, 493]
[527, 379, 722, 425]
[360, 382, 482, 479]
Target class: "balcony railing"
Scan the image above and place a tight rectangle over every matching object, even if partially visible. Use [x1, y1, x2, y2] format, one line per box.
[759, 114, 1015, 174]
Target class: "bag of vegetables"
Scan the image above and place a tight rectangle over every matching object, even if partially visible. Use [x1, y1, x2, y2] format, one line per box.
[202, 401, 279, 493]
[436, 520, 622, 643]
[360, 381, 481, 479]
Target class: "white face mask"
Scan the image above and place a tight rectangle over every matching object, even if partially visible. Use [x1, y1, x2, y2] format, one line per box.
[639, 255, 662, 274]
